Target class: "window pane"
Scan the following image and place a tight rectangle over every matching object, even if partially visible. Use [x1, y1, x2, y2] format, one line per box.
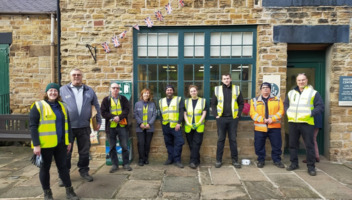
[184, 65, 193, 80]
[195, 33, 204, 45]
[232, 32, 242, 45]
[221, 32, 231, 45]
[221, 46, 231, 57]
[221, 64, 231, 76]
[148, 47, 157, 57]
[169, 47, 178, 57]
[159, 65, 168, 80]
[158, 33, 168, 45]
[231, 69, 241, 81]
[243, 32, 253, 45]
[169, 65, 178, 80]
[138, 47, 147, 57]
[195, 65, 203, 80]
[138, 33, 147, 45]
[242, 64, 252, 81]
[184, 33, 194, 45]
[148, 82, 159, 100]
[210, 64, 220, 80]
[232, 46, 241, 57]
[158, 47, 168, 57]
[148, 33, 157, 45]
[149, 65, 158, 81]
[138, 65, 147, 81]
[241, 81, 252, 99]
[138, 82, 147, 95]
[169, 33, 178, 45]
[184, 46, 194, 57]
[211, 33, 221, 45]
[243, 46, 252, 57]
[184, 82, 204, 98]
[195, 46, 204, 57]
[210, 46, 220, 57]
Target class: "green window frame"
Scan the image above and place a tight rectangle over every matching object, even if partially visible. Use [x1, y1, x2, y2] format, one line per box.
[133, 26, 257, 119]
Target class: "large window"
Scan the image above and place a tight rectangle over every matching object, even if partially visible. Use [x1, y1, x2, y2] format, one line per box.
[133, 26, 257, 119]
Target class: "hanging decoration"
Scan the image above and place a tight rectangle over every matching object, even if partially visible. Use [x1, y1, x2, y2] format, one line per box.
[101, 42, 111, 53]
[119, 31, 127, 39]
[179, 0, 184, 7]
[165, 3, 172, 14]
[112, 36, 120, 48]
[133, 24, 140, 31]
[144, 16, 154, 28]
[155, 10, 164, 21]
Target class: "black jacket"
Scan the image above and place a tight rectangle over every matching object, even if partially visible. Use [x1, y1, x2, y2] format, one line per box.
[101, 95, 130, 135]
[211, 83, 244, 118]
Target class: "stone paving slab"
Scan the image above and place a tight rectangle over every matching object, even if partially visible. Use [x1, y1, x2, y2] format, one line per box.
[244, 181, 284, 199]
[317, 162, 352, 186]
[0, 185, 43, 198]
[201, 185, 249, 200]
[117, 180, 161, 199]
[199, 166, 212, 185]
[296, 170, 352, 199]
[164, 165, 198, 177]
[236, 165, 267, 181]
[210, 166, 241, 185]
[162, 176, 200, 193]
[162, 191, 200, 199]
[129, 167, 165, 180]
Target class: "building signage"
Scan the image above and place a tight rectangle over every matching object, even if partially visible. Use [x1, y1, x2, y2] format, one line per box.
[263, 75, 280, 97]
[339, 76, 352, 106]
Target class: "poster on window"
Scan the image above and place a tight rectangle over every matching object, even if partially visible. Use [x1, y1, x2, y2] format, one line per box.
[263, 75, 280, 97]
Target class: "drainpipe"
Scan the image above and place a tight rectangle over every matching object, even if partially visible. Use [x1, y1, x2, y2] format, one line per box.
[50, 13, 55, 82]
[57, 0, 61, 85]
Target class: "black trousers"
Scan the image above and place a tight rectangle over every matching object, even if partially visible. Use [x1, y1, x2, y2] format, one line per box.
[137, 130, 153, 162]
[186, 130, 204, 165]
[288, 122, 316, 168]
[66, 127, 91, 174]
[216, 117, 239, 162]
[40, 142, 71, 190]
[109, 125, 129, 166]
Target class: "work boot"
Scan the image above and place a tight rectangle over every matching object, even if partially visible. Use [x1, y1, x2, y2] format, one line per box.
[286, 164, 299, 171]
[66, 186, 80, 200]
[308, 167, 317, 176]
[257, 161, 265, 168]
[232, 160, 242, 169]
[189, 163, 197, 169]
[123, 164, 132, 171]
[164, 159, 173, 165]
[174, 162, 184, 168]
[215, 161, 222, 168]
[44, 189, 53, 200]
[138, 160, 144, 166]
[109, 165, 118, 173]
[80, 172, 93, 182]
[274, 161, 285, 168]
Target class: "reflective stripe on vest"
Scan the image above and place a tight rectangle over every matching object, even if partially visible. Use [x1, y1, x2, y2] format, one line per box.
[143, 104, 148, 126]
[110, 97, 125, 128]
[32, 100, 69, 148]
[184, 98, 205, 133]
[214, 85, 239, 119]
[159, 96, 181, 128]
[286, 85, 316, 125]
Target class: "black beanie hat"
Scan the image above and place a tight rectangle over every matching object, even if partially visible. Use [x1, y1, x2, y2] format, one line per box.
[260, 82, 271, 90]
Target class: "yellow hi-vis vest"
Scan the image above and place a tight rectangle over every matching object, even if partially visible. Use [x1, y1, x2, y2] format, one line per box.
[31, 100, 69, 148]
[184, 98, 206, 133]
[286, 85, 316, 125]
[214, 85, 239, 119]
[159, 96, 181, 128]
[110, 97, 125, 128]
[143, 105, 148, 126]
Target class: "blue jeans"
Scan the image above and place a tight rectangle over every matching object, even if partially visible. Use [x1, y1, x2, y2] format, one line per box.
[162, 124, 185, 163]
[254, 128, 282, 163]
[216, 117, 239, 162]
[109, 125, 129, 166]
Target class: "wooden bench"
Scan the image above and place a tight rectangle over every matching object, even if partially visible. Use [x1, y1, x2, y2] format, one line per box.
[0, 114, 31, 141]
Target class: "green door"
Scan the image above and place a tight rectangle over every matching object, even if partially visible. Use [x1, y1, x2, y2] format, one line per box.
[0, 44, 10, 114]
[285, 51, 325, 155]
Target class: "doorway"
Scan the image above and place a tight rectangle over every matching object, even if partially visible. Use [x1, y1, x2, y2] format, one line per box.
[0, 44, 10, 114]
[285, 51, 325, 155]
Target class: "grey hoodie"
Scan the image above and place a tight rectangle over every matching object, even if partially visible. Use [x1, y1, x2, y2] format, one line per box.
[60, 83, 102, 128]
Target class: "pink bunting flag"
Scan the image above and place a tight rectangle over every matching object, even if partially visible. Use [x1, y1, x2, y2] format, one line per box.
[179, 0, 184, 7]
[155, 10, 164, 21]
[144, 17, 154, 28]
[133, 24, 140, 31]
[112, 36, 120, 48]
[119, 31, 127, 39]
[165, 3, 172, 14]
[101, 42, 110, 53]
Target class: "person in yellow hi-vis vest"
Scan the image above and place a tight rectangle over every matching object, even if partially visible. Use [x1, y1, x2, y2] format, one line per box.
[211, 73, 244, 168]
[284, 73, 324, 176]
[133, 88, 157, 166]
[101, 82, 132, 172]
[30, 83, 79, 200]
[159, 85, 185, 168]
[184, 85, 207, 169]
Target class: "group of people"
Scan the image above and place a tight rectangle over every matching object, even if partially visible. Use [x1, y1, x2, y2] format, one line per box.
[29, 69, 324, 200]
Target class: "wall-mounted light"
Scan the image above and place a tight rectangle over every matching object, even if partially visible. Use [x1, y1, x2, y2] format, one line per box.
[26, 16, 30, 20]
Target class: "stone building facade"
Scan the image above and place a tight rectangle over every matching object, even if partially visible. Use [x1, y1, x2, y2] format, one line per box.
[2, 0, 352, 163]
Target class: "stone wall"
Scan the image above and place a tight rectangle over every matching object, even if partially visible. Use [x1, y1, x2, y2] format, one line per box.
[0, 14, 55, 114]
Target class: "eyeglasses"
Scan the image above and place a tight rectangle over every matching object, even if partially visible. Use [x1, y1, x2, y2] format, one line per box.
[111, 87, 120, 89]
[71, 74, 82, 77]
